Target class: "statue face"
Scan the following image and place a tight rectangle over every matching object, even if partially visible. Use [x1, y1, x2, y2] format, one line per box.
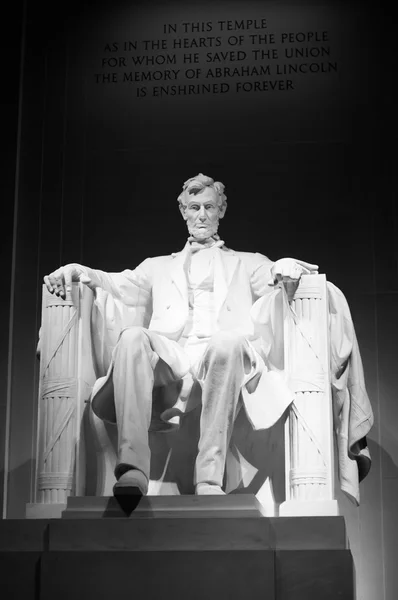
[180, 187, 225, 240]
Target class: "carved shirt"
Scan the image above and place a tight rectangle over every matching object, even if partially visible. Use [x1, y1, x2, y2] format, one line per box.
[180, 245, 220, 369]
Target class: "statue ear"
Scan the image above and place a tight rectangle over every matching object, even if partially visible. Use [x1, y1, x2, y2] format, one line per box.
[179, 203, 187, 220]
[219, 204, 227, 219]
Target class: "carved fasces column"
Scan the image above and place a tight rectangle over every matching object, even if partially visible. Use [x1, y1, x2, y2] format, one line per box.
[279, 274, 339, 516]
[27, 283, 95, 518]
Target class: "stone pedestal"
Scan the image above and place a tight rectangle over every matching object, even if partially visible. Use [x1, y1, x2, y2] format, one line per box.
[61, 493, 265, 519]
[2, 496, 354, 600]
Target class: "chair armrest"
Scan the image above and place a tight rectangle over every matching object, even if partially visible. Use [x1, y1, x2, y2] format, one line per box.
[33, 282, 97, 505]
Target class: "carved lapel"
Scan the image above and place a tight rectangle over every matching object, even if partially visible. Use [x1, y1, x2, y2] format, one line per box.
[213, 248, 240, 314]
[170, 243, 190, 301]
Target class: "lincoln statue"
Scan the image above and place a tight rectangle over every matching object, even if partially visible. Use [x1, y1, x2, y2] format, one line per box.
[44, 173, 319, 498]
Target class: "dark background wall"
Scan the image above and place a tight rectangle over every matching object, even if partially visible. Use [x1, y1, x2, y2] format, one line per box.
[0, 0, 24, 520]
[1, 1, 397, 599]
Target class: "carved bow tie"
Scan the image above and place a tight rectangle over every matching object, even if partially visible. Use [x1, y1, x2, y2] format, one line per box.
[188, 236, 225, 253]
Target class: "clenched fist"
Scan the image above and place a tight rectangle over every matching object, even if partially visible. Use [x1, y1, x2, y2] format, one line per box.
[268, 258, 319, 286]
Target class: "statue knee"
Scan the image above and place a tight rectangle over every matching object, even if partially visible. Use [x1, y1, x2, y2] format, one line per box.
[207, 331, 246, 359]
[117, 326, 150, 350]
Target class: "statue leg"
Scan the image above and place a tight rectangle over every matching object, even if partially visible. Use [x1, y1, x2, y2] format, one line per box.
[195, 331, 253, 494]
[112, 326, 176, 491]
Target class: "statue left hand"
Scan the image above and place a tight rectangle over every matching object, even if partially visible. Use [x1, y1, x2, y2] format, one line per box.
[268, 258, 319, 286]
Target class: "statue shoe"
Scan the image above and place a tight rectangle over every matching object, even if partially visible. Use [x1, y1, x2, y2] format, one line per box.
[195, 483, 226, 495]
[113, 469, 148, 498]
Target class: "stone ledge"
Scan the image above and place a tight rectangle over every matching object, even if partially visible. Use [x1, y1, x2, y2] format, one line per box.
[0, 510, 347, 553]
[48, 517, 273, 551]
[40, 550, 276, 600]
[48, 515, 347, 551]
[61, 493, 264, 519]
[0, 520, 50, 551]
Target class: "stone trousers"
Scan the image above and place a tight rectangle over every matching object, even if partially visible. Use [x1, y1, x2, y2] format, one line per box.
[112, 326, 254, 487]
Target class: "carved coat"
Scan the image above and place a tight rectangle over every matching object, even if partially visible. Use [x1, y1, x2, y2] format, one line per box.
[83, 244, 373, 504]
[86, 243, 294, 430]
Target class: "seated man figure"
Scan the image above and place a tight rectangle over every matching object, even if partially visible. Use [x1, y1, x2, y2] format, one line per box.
[44, 173, 317, 497]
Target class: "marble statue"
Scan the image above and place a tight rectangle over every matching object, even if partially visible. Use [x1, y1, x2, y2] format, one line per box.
[43, 173, 372, 506]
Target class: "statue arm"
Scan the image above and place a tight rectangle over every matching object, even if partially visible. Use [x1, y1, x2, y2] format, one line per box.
[250, 253, 318, 369]
[250, 253, 275, 299]
[249, 253, 318, 299]
[44, 258, 153, 307]
[81, 260, 153, 306]
[251, 286, 284, 370]
[246, 254, 283, 369]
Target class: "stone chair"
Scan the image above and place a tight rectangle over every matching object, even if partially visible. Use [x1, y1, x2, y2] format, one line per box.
[26, 275, 346, 518]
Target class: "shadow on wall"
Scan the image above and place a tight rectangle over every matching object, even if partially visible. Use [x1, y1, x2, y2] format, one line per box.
[336, 435, 398, 600]
[3, 458, 36, 518]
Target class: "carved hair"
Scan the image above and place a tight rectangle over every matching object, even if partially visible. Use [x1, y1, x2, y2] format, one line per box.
[177, 173, 227, 211]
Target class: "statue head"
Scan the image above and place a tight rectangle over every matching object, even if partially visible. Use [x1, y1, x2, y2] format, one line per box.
[178, 173, 227, 241]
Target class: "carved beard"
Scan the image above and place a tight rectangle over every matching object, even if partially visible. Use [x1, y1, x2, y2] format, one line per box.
[187, 218, 219, 241]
